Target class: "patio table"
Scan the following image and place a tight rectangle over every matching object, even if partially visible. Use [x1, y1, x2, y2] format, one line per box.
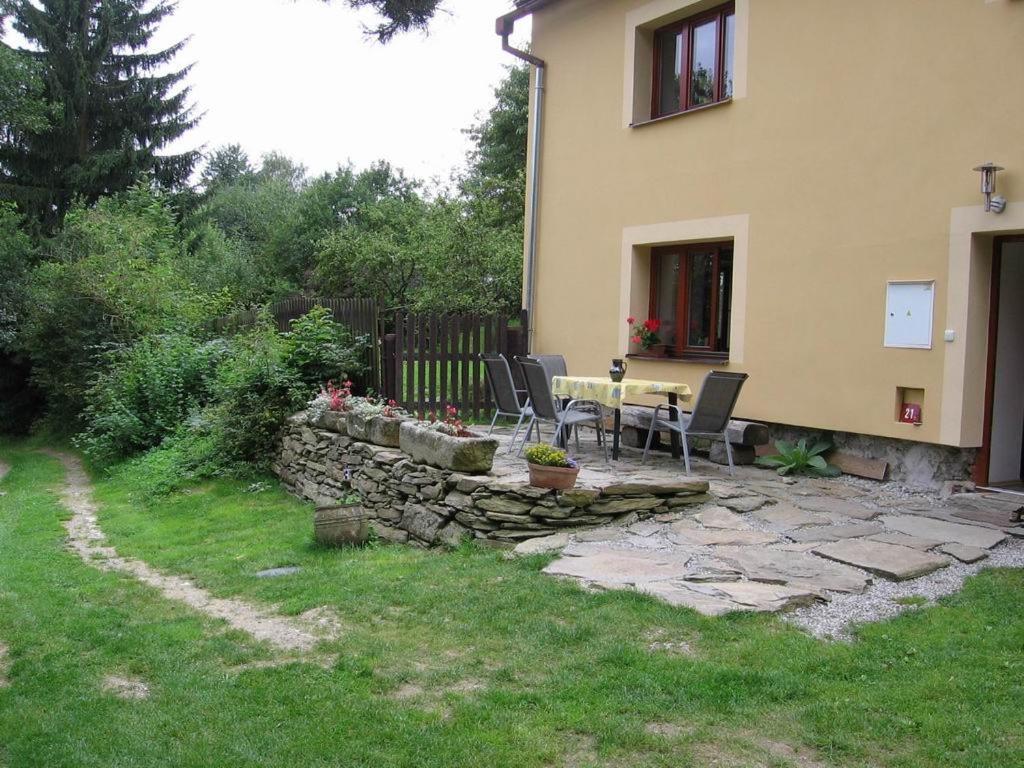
[551, 376, 692, 460]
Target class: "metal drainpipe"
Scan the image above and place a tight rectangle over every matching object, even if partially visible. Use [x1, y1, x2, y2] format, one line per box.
[499, 23, 545, 353]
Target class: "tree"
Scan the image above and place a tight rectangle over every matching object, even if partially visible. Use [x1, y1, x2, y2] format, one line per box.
[463, 63, 529, 228]
[200, 144, 254, 192]
[0, 40, 50, 137]
[0, 0, 199, 231]
[315, 194, 427, 310]
[18, 187, 213, 422]
[342, 0, 443, 43]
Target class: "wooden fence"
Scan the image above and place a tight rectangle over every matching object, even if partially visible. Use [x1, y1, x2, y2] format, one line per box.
[382, 311, 528, 420]
[212, 297, 381, 389]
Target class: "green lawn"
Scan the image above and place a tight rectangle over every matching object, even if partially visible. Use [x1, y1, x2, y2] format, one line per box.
[0, 440, 1022, 767]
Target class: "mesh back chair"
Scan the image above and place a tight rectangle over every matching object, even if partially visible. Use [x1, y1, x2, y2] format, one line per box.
[516, 356, 609, 461]
[529, 354, 567, 381]
[480, 353, 535, 453]
[642, 371, 749, 474]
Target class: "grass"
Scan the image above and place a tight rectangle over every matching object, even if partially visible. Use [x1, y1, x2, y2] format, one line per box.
[1, 439, 1022, 767]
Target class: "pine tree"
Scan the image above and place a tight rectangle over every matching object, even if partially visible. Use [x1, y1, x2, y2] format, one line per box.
[0, 0, 198, 231]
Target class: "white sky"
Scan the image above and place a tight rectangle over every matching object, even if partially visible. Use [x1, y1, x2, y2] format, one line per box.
[152, 0, 531, 184]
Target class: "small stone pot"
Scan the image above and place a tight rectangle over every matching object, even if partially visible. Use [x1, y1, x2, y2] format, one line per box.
[314, 502, 372, 546]
[527, 463, 580, 490]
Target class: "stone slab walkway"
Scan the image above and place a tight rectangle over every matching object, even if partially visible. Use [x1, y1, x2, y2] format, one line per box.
[503, 437, 1024, 634]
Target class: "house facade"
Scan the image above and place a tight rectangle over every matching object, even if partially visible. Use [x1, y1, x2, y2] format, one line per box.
[498, 0, 1024, 485]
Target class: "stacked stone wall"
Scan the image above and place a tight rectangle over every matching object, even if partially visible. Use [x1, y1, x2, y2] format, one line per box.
[272, 414, 709, 547]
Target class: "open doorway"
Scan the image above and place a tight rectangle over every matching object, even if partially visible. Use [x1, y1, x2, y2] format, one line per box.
[980, 236, 1024, 491]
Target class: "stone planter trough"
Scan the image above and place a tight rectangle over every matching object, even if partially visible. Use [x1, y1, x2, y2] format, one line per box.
[367, 415, 413, 448]
[398, 421, 498, 473]
[311, 410, 348, 434]
[346, 412, 372, 441]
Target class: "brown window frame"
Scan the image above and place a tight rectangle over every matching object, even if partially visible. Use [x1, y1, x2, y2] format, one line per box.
[649, 242, 733, 361]
[651, 2, 735, 119]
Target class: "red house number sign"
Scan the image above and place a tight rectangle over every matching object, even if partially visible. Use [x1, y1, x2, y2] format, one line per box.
[900, 403, 922, 424]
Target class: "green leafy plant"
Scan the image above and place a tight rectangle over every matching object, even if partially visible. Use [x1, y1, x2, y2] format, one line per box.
[282, 306, 368, 391]
[755, 438, 841, 477]
[524, 444, 578, 469]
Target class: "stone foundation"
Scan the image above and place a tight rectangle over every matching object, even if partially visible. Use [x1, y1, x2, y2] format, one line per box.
[764, 423, 976, 488]
[272, 413, 709, 547]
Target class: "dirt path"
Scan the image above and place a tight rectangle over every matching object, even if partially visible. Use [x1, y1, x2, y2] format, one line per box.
[45, 450, 336, 654]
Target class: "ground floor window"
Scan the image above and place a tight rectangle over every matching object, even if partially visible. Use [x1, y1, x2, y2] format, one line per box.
[650, 241, 733, 359]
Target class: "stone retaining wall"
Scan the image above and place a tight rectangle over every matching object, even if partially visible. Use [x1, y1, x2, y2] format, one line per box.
[272, 413, 709, 547]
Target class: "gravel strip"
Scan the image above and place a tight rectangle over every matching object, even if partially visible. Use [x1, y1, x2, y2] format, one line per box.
[785, 536, 1024, 641]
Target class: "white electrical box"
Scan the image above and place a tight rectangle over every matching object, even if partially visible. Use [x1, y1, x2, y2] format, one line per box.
[884, 281, 934, 349]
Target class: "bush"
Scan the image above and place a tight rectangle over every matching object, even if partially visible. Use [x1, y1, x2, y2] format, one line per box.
[76, 333, 228, 464]
[203, 325, 304, 469]
[18, 189, 223, 425]
[281, 305, 367, 390]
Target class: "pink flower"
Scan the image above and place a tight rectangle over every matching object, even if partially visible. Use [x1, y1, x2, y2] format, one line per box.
[626, 316, 636, 325]
[631, 335, 642, 344]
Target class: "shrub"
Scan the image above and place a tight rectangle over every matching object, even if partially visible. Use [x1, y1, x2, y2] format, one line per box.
[76, 333, 228, 464]
[282, 305, 368, 390]
[18, 189, 222, 425]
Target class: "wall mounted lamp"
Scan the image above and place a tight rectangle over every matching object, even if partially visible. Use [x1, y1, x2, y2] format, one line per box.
[972, 162, 1006, 213]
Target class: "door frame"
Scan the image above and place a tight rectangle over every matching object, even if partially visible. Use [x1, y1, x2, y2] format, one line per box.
[975, 234, 1024, 484]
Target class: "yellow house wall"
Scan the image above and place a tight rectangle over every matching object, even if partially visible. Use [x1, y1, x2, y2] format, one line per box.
[525, 0, 1024, 447]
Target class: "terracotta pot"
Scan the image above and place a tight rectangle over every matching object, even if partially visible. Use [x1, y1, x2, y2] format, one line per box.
[314, 502, 372, 546]
[646, 344, 670, 358]
[528, 462, 580, 490]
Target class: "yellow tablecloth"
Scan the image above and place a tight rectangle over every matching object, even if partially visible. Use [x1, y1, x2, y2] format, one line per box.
[551, 376, 692, 410]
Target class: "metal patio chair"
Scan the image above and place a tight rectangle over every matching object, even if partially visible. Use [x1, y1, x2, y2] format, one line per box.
[480, 353, 535, 453]
[516, 356, 608, 461]
[528, 354, 567, 382]
[642, 371, 749, 474]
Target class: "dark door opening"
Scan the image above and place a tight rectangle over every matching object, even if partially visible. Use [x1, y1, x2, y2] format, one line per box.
[979, 236, 1024, 490]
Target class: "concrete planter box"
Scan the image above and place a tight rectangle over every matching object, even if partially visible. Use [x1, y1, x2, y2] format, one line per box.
[311, 410, 348, 434]
[399, 422, 498, 473]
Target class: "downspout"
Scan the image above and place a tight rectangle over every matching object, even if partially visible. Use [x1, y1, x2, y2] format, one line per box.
[496, 7, 547, 352]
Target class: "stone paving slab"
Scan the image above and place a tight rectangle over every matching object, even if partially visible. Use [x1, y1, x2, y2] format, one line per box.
[878, 514, 1007, 549]
[669, 526, 780, 547]
[938, 543, 989, 563]
[867, 532, 944, 551]
[813, 539, 950, 581]
[718, 496, 769, 513]
[792, 496, 880, 520]
[786, 522, 884, 543]
[637, 580, 821, 615]
[712, 546, 871, 594]
[752, 504, 832, 530]
[694, 507, 749, 529]
[543, 550, 694, 586]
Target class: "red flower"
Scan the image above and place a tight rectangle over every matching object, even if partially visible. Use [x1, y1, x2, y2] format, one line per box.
[631, 335, 642, 344]
[626, 316, 636, 325]
[643, 318, 661, 332]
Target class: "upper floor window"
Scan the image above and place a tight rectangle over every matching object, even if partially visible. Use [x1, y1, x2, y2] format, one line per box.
[650, 242, 733, 359]
[652, 3, 735, 118]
